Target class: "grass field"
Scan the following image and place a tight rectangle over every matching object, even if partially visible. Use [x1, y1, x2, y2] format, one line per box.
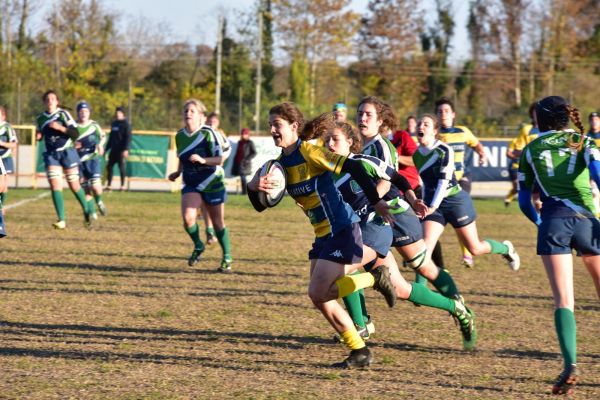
[1, 189, 599, 399]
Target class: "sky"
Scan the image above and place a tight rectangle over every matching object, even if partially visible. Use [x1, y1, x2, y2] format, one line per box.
[36, 0, 470, 64]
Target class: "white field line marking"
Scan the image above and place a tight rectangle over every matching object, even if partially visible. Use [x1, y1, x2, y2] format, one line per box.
[5, 191, 51, 210]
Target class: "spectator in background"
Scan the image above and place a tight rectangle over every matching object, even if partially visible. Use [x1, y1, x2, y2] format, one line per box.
[0, 106, 18, 216]
[405, 115, 417, 137]
[105, 106, 132, 191]
[333, 102, 348, 123]
[231, 128, 256, 194]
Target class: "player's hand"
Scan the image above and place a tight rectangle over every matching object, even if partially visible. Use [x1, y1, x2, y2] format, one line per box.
[374, 200, 395, 225]
[189, 154, 205, 164]
[74, 142, 82, 150]
[478, 153, 487, 166]
[168, 171, 181, 182]
[122, 150, 129, 158]
[413, 199, 429, 219]
[49, 121, 65, 132]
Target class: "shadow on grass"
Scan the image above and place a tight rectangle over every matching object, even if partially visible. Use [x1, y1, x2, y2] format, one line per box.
[495, 348, 600, 361]
[0, 259, 302, 279]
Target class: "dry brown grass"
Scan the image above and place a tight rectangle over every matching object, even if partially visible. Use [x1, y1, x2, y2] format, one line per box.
[0, 190, 598, 399]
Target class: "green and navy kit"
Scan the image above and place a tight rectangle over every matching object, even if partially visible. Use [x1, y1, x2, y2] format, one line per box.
[278, 139, 357, 238]
[75, 120, 105, 162]
[176, 125, 223, 192]
[362, 134, 398, 170]
[334, 153, 410, 222]
[519, 130, 600, 219]
[413, 140, 460, 208]
[36, 108, 77, 152]
[0, 121, 17, 159]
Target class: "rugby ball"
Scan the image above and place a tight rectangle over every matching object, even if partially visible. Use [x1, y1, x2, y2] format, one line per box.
[257, 160, 287, 208]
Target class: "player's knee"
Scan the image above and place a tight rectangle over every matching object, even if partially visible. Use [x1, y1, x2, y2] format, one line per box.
[406, 246, 427, 271]
[66, 173, 79, 183]
[47, 170, 61, 181]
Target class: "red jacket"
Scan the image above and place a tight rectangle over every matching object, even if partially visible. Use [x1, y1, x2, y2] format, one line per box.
[391, 130, 420, 190]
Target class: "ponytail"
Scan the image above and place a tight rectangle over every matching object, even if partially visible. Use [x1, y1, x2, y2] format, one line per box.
[565, 105, 585, 151]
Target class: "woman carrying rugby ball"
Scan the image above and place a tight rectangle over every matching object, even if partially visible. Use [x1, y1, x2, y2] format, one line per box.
[247, 102, 396, 369]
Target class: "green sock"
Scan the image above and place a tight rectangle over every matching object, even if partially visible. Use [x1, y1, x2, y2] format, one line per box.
[94, 193, 103, 205]
[431, 269, 459, 298]
[206, 227, 216, 240]
[73, 188, 90, 213]
[415, 272, 428, 285]
[87, 197, 96, 213]
[51, 190, 65, 221]
[484, 239, 509, 254]
[408, 282, 455, 313]
[555, 308, 577, 368]
[343, 291, 367, 329]
[185, 223, 204, 250]
[0, 191, 6, 206]
[216, 227, 232, 262]
[359, 289, 369, 323]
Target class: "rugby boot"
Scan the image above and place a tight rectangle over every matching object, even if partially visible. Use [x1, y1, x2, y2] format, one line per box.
[371, 265, 396, 308]
[52, 220, 66, 230]
[97, 201, 107, 216]
[551, 364, 577, 395]
[217, 258, 232, 273]
[502, 240, 520, 271]
[453, 300, 477, 351]
[188, 246, 205, 267]
[331, 347, 373, 369]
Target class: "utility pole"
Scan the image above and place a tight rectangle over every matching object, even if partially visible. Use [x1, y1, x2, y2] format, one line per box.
[254, 7, 263, 135]
[238, 87, 243, 133]
[215, 16, 224, 114]
[128, 78, 133, 124]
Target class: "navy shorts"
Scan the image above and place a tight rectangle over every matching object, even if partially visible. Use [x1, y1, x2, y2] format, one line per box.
[424, 190, 477, 228]
[80, 158, 102, 180]
[44, 148, 80, 169]
[360, 218, 393, 257]
[309, 222, 363, 264]
[1, 157, 14, 174]
[508, 165, 518, 181]
[391, 208, 424, 247]
[537, 217, 600, 255]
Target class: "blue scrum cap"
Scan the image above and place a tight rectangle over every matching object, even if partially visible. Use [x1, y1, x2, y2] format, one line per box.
[76, 101, 90, 113]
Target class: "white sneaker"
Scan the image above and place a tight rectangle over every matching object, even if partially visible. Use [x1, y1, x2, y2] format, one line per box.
[502, 240, 520, 271]
[52, 220, 66, 229]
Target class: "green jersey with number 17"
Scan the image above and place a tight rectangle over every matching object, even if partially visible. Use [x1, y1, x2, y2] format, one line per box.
[518, 130, 600, 218]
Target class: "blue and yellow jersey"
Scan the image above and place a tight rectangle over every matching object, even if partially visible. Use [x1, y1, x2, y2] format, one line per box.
[279, 140, 358, 238]
[36, 108, 77, 152]
[508, 124, 539, 169]
[438, 125, 479, 180]
[587, 130, 600, 147]
[0, 121, 17, 159]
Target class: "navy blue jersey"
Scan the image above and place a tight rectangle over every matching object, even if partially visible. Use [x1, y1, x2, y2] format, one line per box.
[36, 109, 77, 152]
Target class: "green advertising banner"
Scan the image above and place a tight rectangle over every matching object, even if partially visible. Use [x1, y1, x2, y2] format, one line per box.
[121, 135, 169, 178]
[36, 134, 169, 179]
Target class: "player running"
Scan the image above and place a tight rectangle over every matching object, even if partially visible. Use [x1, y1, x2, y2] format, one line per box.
[0, 106, 17, 216]
[75, 101, 107, 219]
[248, 102, 398, 369]
[168, 99, 233, 272]
[518, 96, 600, 396]
[435, 97, 487, 268]
[36, 90, 91, 229]
[414, 114, 520, 274]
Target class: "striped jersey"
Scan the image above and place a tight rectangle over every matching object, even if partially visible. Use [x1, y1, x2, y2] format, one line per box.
[519, 130, 600, 218]
[587, 130, 600, 147]
[0, 121, 17, 158]
[36, 108, 77, 152]
[334, 153, 410, 223]
[413, 140, 460, 207]
[75, 120, 105, 162]
[508, 124, 540, 169]
[438, 125, 479, 180]
[360, 134, 405, 203]
[176, 125, 223, 192]
[278, 140, 357, 238]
